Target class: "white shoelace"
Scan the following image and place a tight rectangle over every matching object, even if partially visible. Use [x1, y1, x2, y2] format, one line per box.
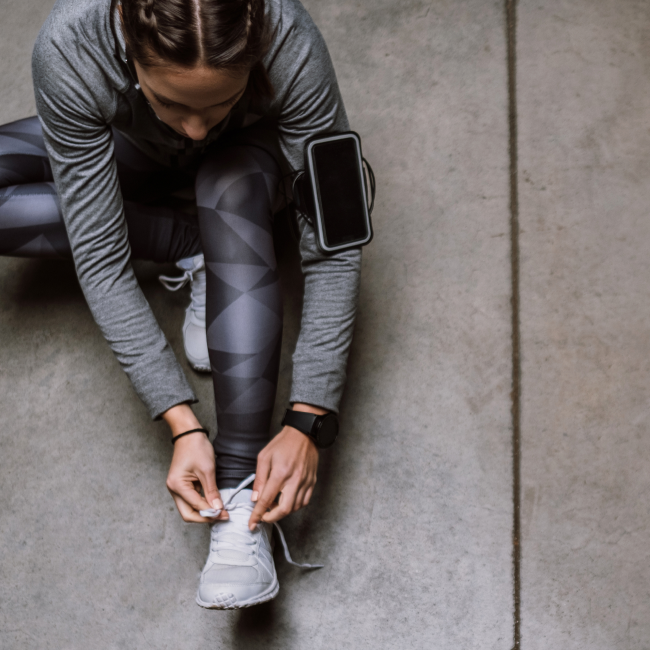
[159, 258, 206, 320]
[200, 474, 323, 570]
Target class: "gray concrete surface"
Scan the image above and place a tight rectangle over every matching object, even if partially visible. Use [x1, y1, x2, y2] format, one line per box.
[518, 1, 650, 648]
[4, 0, 619, 648]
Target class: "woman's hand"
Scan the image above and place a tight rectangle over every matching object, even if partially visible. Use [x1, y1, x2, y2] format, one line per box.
[163, 404, 227, 523]
[248, 403, 323, 531]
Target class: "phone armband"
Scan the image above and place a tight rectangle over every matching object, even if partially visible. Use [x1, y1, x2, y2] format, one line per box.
[293, 132, 375, 253]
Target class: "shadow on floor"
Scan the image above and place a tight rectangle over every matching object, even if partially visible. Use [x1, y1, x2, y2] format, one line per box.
[2, 257, 80, 304]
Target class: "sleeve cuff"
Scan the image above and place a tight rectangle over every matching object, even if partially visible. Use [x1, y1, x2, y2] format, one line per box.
[289, 372, 344, 415]
[127, 348, 198, 420]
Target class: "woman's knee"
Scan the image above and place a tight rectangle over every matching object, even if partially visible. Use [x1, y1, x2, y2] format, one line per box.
[0, 182, 69, 257]
[0, 117, 51, 188]
[195, 145, 281, 228]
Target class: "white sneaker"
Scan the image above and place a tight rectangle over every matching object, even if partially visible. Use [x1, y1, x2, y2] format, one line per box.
[159, 254, 210, 373]
[197, 475, 323, 610]
[197, 485, 278, 609]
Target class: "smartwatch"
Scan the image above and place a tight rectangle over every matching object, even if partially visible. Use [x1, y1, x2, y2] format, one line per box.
[281, 408, 339, 449]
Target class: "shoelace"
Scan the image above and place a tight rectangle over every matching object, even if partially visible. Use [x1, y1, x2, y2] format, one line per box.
[159, 259, 206, 320]
[200, 474, 323, 570]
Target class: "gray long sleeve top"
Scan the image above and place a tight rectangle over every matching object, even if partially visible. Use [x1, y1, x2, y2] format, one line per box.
[32, 0, 361, 419]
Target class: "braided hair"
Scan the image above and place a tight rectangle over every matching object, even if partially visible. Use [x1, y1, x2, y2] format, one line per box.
[113, 0, 273, 98]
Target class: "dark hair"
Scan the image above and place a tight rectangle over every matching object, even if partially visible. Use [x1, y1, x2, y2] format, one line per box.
[112, 0, 273, 98]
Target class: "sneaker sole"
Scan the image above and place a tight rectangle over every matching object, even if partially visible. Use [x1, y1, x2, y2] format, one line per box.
[185, 348, 211, 373]
[195, 576, 279, 610]
[188, 360, 211, 373]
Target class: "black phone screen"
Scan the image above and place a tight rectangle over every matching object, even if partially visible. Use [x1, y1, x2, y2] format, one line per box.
[312, 137, 369, 247]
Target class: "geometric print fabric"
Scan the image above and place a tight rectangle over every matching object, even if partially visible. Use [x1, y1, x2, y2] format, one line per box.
[196, 145, 282, 487]
[0, 116, 284, 488]
[0, 117, 201, 262]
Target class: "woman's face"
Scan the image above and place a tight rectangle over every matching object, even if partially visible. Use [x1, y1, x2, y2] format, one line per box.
[134, 61, 249, 141]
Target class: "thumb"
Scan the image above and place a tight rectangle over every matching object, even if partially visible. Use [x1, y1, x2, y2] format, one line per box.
[198, 471, 228, 521]
[199, 470, 222, 510]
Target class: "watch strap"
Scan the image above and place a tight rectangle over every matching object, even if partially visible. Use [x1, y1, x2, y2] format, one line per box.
[282, 409, 319, 438]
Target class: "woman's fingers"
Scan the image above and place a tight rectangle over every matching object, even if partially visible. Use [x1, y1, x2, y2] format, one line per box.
[166, 432, 228, 523]
[171, 492, 217, 523]
[248, 426, 320, 528]
[171, 484, 228, 522]
[249, 473, 284, 530]
[251, 453, 271, 503]
[196, 479, 229, 521]
[301, 485, 314, 508]
[196, 467, 226, 515]
[167, 476, 209, 511]
[294, 483, 310, 512]
[167, 475, 227, 521]
[293, 487, 305, 512]
[261, 480, 300, 524]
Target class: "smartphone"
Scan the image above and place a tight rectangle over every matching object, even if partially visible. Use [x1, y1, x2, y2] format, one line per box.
[302, 132, 374, 253]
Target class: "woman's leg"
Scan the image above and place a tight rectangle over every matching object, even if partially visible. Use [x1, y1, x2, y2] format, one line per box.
[195, 144, 282, 488]
[0, 117, 201, 262]
[0, 117, 64, 256]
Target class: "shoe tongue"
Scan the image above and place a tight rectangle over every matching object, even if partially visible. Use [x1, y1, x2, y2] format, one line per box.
[217, 548, 250, 562]
[212, 489, 256, 563]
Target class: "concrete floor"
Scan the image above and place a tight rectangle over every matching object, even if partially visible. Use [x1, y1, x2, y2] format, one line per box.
[519, 2, 650, 647]
[0, 1, 648, 648]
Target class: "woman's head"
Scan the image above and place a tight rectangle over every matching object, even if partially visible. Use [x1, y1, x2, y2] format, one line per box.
[120, 0, 268, 72]
[115, 0, 272, 140]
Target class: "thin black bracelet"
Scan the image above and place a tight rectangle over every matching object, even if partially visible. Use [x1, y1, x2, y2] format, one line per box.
[171, 428, 210, 445]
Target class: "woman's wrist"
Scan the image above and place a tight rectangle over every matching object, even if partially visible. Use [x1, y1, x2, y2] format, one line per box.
[291, 402, 328, 416]
[286, 403, 328, 452]
[162, 403, 203, 437]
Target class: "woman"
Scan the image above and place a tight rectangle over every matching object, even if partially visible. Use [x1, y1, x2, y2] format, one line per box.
[0, 0, 360, 609]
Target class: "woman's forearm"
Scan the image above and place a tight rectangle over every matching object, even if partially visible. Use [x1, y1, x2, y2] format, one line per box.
[162, 403, 202, 437]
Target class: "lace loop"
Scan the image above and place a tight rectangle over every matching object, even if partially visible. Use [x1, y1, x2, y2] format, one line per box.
[200, 473, 323, 570]
[159, 255, 206, 320]
[158, 270, 193, 292]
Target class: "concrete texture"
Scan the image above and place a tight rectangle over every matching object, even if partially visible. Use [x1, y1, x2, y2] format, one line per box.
[518, 1, 650, 648]
[0, 1, 515, 648]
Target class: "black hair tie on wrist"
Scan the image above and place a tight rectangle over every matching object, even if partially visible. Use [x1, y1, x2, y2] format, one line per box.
[171, 428, 210, 445]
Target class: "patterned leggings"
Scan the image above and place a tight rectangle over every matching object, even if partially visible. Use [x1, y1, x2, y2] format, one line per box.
[0, 117, 282, 488]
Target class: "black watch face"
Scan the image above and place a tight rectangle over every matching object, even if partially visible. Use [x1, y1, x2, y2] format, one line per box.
[316, 414, 339, 448]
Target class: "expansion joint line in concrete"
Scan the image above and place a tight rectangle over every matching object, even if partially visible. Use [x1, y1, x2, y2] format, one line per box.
[506, 0, 522, 648]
